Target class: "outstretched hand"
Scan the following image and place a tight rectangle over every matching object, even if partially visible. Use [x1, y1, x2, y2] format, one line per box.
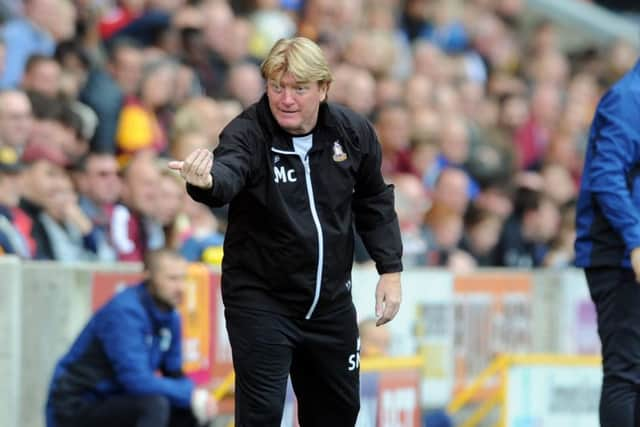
[375, 272, 401, 326]
[168, 148, 213, 189]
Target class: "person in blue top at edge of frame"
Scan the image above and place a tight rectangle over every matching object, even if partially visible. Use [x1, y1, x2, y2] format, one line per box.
[575, 56, 640, 427]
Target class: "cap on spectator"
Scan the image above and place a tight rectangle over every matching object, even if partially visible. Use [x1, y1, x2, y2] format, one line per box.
[21, 142, 69, 168]
[0, 146, 24, 174]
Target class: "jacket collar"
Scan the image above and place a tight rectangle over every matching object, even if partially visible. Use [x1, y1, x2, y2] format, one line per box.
[137, 282, 175, 328]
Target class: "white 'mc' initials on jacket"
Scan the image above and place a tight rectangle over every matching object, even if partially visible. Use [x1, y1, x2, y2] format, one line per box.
[274, 165, 297, 183]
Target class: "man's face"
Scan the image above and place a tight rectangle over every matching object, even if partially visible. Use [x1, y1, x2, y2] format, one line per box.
[124, 159, 160, 217]
[267, 72, 328, 135]
[22, 160, 66, 206]
[0, 92, 33, 150]
[42, 173, 75, 221]
[112, 47, 143, 96]
[154, 174, 184, 226]
[376, 107, 410, 152]
[141, 65, 176, 109]
[84, 155, 121, 206]
[149, 254, 188, 308]
[434, 170, 469, 215]
[23, 61, 61, 98]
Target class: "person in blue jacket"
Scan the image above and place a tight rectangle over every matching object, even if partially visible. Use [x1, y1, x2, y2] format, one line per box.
[45, 248, 217, 427]
[575, 59, 640, 427]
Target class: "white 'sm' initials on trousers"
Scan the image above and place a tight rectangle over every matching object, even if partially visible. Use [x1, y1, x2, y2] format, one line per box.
[348, 338, 361, 371]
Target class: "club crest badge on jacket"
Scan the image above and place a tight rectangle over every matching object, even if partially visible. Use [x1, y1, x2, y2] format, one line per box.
[332, 141, 347, 162]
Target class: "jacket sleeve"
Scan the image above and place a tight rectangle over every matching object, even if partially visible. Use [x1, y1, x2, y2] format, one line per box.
[96, 304, 194, 408]
[352, 118, 403, 274]
[588, 88, 640, 251]
[187, 118, 256, 207]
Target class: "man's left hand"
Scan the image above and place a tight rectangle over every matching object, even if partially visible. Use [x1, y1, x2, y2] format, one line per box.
[375, 272, 401, 326]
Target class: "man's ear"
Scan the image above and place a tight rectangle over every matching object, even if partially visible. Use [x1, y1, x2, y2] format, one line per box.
[321, 81, 331, 102]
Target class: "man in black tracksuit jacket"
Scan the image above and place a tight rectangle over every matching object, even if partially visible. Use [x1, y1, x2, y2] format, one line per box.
[170, 37, 403, 426]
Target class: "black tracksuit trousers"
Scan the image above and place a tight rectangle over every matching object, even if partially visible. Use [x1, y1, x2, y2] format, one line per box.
[586, 267, 640, 427]
[224, 304, 361, 427]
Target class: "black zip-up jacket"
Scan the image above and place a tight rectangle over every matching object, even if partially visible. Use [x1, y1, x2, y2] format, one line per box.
[187, 95, 402, 319]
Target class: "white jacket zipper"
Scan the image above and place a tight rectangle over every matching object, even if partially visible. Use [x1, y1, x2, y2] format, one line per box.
[271, 147, 324, 319]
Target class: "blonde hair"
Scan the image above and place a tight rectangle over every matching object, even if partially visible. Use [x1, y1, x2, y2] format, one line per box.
[260, 37, 332, 85]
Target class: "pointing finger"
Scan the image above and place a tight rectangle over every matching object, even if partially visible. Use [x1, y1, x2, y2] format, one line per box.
[168, 160, 184, 170]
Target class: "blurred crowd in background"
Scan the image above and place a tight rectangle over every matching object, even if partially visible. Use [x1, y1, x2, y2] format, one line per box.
[0, 0, 637, 271]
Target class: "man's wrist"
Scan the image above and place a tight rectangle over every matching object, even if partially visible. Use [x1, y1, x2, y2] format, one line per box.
[202, 174, 213, 189]
[191, 388, 209, 422]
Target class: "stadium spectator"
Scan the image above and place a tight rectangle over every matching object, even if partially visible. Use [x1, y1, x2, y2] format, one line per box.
[431, 167, 472, 215]
[422, 201, 467, 267]
[392, 173, 430, 268]
[225, 61, 264, 108]
[0, 89, 33, 153]
[0, 145, 29, 257]
[74, 151, 122, 262]
[80, 37, 144, 153]
[116, 57, 177, 161]
[375, 101, 414, 176]
[514, 82, 562, 169]
[170, 131, 210, 166]
[28, 92, 85, 164]
[494, 186, 559, 267]
[376, 76, 404, 109]
[47, 0, 75, 44]
[97, 0, 147, 40]
[19, 141, 69, 259]
[198, 0, 235, 97]
[459, 206, 503, 266]
[437, 116, 471, 169]
[111, 151, 164, 262]
[99, 2, 172, 47]
[0, 0, 59, 88]
[45, 248, 218, 427]
[38, 171, 104, 262]
[171, 96, 220, 148]
[21, 54, 61, 98]
[155, 166, 187, 250]
[405, 74, 434, 111]
[341, 67, 377, 119]
[54, 40, 92, 99]
[544, 199, 575, 268]
[540, 163, 576, 207]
